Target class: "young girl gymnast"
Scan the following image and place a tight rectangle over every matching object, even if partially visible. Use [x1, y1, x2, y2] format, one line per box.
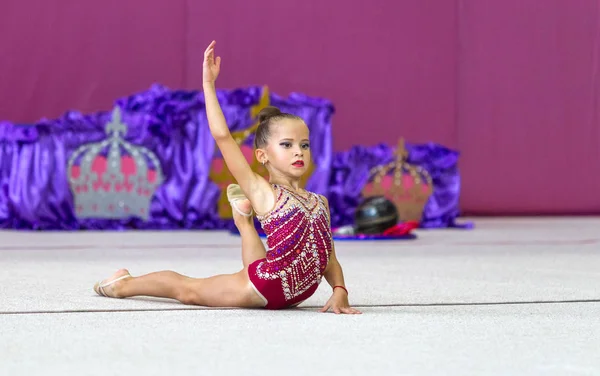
[93, 40, 361, 314]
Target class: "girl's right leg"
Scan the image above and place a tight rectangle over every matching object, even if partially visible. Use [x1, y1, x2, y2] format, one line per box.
[94, 268, 265, 308]
[93, 187, 268, 307]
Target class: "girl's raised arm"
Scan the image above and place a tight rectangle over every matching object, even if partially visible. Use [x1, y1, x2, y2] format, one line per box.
[202, 41, 273, 212]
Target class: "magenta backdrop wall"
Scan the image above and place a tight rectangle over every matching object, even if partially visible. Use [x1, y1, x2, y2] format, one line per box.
[0, 0, 598, 214]
[457, 0, 600, 214]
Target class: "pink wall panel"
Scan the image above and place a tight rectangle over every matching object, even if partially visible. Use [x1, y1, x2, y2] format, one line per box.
[0, 0, 187, 123]
[184, 0, 458, 151]
[456, 0, 600, 214]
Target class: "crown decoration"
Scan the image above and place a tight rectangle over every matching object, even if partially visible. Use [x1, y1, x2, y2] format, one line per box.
[209, 86, 314, 218]
[67, 106, 164, 220]
[361, 138, 433, 222]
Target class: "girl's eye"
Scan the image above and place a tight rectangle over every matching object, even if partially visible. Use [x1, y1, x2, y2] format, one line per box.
[280, 142, 291, 148]
[301, 143, 310, 149]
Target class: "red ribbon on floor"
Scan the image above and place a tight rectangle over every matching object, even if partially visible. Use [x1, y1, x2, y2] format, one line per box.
[381, 220, 420, 236]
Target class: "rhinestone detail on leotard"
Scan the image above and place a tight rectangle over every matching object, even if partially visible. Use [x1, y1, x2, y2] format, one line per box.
[255, 184, 332, 301]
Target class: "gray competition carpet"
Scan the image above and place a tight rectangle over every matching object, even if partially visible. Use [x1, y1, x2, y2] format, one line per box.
[1, 217, 599, 375]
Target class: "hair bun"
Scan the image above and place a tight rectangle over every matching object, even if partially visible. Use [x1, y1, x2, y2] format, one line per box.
[257, 106, 282, 123]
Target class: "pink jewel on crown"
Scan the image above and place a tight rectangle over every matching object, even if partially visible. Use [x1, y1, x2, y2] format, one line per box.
[67, 106, 163, 220]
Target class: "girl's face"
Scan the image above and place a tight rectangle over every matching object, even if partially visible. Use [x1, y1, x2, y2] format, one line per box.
[260, 119, 311, 179]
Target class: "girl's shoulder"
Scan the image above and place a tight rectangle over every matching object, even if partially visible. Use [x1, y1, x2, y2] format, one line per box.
[312, 192, 329, 207]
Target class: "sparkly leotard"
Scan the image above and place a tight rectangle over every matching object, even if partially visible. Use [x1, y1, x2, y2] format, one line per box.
[247, 184, 333, 309]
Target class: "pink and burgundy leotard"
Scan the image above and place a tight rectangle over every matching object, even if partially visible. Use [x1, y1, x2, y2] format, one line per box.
[247, 184, 332, 309]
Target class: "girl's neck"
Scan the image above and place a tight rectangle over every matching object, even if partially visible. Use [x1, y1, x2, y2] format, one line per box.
[268, 176, 302, 191]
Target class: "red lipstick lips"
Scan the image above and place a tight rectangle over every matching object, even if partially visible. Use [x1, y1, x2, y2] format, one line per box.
[292, 160, 304, 167]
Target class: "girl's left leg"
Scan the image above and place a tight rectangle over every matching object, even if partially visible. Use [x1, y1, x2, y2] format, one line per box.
[231, 198, 267, 268]
[94, 268, 265, 308]
[228, 184, 267, 267]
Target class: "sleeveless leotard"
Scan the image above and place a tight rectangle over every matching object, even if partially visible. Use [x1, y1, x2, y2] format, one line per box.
[247, 184, 332, 309]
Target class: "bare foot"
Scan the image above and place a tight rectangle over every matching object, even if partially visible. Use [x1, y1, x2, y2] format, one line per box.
[232, 198, 253, 228]
[93, 268, 131, 298]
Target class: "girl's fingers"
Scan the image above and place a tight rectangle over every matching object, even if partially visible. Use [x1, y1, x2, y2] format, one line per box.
[204, 41, 216, 57]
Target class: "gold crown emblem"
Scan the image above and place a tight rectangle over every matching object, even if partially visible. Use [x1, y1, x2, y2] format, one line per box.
[361, 138, 433, 222]
[209, 86, 314, 218]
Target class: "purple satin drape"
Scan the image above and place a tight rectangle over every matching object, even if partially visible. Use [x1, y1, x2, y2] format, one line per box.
[0, 85, 466, 231]
[0, 85, 334, 230]
[1, 85, 217, 230]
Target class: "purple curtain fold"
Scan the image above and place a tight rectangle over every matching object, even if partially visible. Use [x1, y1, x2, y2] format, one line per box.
[0, 84, 466, 231]
[1, 85, 236, 230]
[0, 84, 334, 230]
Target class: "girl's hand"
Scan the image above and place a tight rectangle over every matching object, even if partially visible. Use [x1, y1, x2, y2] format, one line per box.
[203, 40, 221, 84]
[320, 289, 362, 314]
